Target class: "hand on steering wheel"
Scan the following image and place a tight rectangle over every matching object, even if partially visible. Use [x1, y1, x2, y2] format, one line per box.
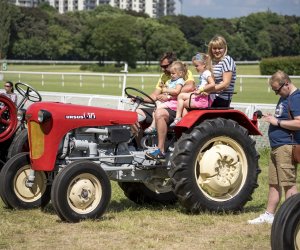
[125, 87, 156, 109]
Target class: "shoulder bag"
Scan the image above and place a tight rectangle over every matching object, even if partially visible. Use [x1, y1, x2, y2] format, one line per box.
[288, 97, 300, 164]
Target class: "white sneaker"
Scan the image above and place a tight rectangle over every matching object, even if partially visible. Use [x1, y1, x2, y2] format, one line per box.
[247, 212, 274, 224]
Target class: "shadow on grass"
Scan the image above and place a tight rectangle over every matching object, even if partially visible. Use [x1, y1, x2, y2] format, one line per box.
[107, 198, 179, 213]
[243, 203, 267, 213]
[3, 198, 265, 221]
[106, 198, 267, 215]
[38, 198, 179, 223]
[1, 196, 266, 220]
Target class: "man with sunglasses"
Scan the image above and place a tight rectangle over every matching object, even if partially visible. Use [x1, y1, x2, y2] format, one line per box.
[136, 52, 195, 161]
[248, 70, 300, 224]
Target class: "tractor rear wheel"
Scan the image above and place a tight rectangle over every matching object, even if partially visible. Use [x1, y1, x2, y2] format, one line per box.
[170, 118, 260, 212]
[271, 193, 300, 250]
[7, 129, 29, 159]
[0, 152, 51, 209]
[51, 160, 111, 222]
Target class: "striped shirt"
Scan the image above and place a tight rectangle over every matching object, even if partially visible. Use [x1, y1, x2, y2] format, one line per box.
[213, 55, 236, 101]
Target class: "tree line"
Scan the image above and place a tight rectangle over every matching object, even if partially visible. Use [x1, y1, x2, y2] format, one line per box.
[1, 0, 300, 67]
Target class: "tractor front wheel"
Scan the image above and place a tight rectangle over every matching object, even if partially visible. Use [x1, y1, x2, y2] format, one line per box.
[0, 152, 51, 209]
[51, 160, 111, 222]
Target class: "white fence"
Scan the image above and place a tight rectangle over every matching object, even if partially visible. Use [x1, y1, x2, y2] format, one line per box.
[1, 71, 300, 95]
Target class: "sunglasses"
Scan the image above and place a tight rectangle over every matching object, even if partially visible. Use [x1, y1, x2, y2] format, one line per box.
[160, 64, 170, 69]
[273, 82, 286, 95]
[4, 85, 11, 88]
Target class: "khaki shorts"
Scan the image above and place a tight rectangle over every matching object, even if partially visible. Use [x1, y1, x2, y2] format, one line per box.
[269, 145, 297, 186]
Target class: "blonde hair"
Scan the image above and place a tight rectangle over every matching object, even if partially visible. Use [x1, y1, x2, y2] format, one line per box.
[207, 35, 228, 60]
[169, 61, 187, 78]
[192, 52, 213, 76]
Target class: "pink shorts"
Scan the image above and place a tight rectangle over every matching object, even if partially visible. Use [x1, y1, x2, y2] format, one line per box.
[191, 95, 210, 108]
[164, 99, 178, 111]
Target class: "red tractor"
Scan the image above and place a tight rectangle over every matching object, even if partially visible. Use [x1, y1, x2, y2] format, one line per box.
[0, 82, 42, 168]
[0, 87, 261, 222]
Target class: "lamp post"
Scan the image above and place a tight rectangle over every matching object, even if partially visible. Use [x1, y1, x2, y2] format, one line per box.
[179, 0, 183, 15]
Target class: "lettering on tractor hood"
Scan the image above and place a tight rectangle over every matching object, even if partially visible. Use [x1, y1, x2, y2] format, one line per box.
[65, 112, 96, 119]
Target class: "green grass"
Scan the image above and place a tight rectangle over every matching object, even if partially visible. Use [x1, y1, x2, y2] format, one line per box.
[0, 150, 266, 249]
[1, 149, 297, 249]
[2, 64, 299, 104]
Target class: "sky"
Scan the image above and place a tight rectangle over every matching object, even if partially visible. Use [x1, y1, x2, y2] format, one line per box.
[175, 0, 300, 18]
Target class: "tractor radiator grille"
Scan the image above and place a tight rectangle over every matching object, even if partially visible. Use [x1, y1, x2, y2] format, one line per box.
[28, 121, 45, 159]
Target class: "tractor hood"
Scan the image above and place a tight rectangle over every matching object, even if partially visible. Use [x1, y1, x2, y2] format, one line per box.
[26, 101, 137, 126]
[25, 102, 137, 171]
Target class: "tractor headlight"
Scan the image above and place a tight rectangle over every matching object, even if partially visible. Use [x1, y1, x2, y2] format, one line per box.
[17, 109, 25, 121]
[38, 110, 52, 123]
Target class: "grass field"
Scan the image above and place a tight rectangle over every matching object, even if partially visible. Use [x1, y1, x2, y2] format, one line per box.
[0, 149, 271, 249]
[1, 149, 298, 249]
[2, 64, 300, 104]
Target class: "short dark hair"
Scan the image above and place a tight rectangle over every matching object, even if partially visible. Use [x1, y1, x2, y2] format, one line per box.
[160, 52, 177, 64]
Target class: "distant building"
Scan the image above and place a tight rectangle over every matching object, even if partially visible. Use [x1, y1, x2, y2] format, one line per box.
[9, 0, 176, 17]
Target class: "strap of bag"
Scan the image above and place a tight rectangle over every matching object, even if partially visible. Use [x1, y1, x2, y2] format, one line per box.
[287, 97, 296, 142]
[288, 97, 294, 120]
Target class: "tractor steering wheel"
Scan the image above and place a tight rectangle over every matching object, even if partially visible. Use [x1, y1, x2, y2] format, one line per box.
[0, 95, 18, 143]
[125, 87, 156, 109]
[15, 82, 42, 103]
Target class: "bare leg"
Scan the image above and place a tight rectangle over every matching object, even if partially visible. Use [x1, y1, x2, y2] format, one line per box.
[182, 108, 188, 116]
[266, 184, 282, 214]
[146, 111, 156, 129]
[175, 93, 191, 119]
[136, 108, 146, 122]
[284, 185, 298, 199]
[155, 108, 170, 153]
[175, 94, 185, 119]
[146, 103, 168, 130]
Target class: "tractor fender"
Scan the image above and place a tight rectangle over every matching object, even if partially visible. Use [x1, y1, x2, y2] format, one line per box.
[175, 109, 262, 136]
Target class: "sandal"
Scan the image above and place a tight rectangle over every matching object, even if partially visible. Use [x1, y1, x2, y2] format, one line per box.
[170, 118, 182, 128]
[144, 126, 157, 134]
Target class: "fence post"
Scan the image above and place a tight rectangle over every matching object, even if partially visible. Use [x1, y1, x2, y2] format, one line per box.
[239, 77, 243, 92]
[118, 63, 128, 110]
